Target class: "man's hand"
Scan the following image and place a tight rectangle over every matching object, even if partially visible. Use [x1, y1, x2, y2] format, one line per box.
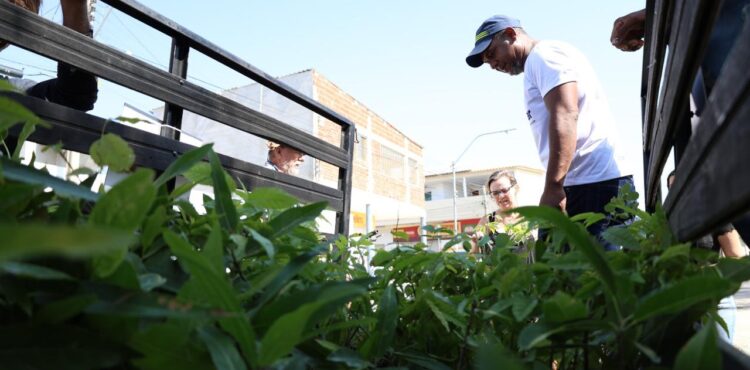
[539, 182, 567, 212]
[611, 9, 647, 52]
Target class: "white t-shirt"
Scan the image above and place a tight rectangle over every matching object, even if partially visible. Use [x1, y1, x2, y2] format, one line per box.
[523, 40, 628, 186]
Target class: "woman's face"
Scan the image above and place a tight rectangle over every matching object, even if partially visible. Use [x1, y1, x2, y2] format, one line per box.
[489, 176, 517, 211]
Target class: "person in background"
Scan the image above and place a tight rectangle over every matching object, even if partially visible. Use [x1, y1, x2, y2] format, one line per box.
[265, 142, 305, 175]
[1, 0, 98, 111]
[471, 170, 534, 261]
[465, 15, 633, 250]
[667, 170, 745, 343]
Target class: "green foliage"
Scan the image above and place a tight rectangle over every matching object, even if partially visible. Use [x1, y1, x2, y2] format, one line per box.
[89, 133, 135, 172]
[0, 103, 744, 369]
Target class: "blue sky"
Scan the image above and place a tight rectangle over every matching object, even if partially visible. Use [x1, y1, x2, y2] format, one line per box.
[4, 0, 660, 198]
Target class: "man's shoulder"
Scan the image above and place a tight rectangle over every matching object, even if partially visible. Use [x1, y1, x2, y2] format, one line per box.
[531, 40, 581, 59]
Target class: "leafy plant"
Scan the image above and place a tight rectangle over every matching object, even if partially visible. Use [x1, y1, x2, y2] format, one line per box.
[0, 97, 747, 369]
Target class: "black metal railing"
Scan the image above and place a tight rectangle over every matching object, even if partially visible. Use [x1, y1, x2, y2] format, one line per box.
[641, 0, 750, 367]
[0, 0, 355, 235]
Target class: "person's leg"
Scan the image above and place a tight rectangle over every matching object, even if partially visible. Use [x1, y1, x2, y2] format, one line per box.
[717, 295, 737, 343]
[564, 176, 635, 251]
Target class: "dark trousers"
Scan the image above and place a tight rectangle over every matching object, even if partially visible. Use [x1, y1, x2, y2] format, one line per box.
[565, 175, 635, 251]
[539, 175, 635, 251]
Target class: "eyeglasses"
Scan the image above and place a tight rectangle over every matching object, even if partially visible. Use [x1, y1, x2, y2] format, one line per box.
[489, 183, 516, 197]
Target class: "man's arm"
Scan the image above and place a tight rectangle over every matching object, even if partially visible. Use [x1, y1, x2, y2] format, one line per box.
[611, 9, 646, 52]
[716, 229, 746, 258]
[540, 81, 579, 211]
[61, 0, 91, 35]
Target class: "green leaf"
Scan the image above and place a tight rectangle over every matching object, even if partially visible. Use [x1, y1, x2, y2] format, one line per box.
[514, 206, 618, 301]
[243, 247, 322, 308]
[0, 261, 75, 280]
[113, 116, 146, 124]
[542, 292, 588, 323]
[327, 348, 372, 369]
[1, 157, 99, 202]
[208, 150, 238, 231]
[634, 341, 661, 364]
[0, 96, 41, 133]
[674, 320, 720, 370]
[633, 274, 735, 323]
[0, 224, 134, 261]
[360, 284, 398, 360]
[268, 202, 328, 238]
[12, 120, 42, 160]
[425, 290, 466, 332]
[92, 246, 128, 279]
[89, 133, 135, 172]
[154, 144, 213, 187]
[249, 229, 274, 260]
[569, 212, 606, 228]
[511, 295, 538, 321]
[197, 325, 248, 370]
[601, 226, 641, 250]
[164, 231, 258, 366]
[717, 257, 750, 284]
[518, 320, 607, 350]
[90, 169, 156, 277]
[202, 221, 225, 273]
[394, 352, 452, 370]
[90, 168, 156, 231]
[475, 342, 527, 370]
[34, 295, 97, 324]
[141, 205, 167, 253]
[547, 250, 590, 270]
[258, 283, 366, 365]
[129, 321, 213, 370]
[655, 244, 691, 267]
[138, 273, 167, 292]
[240, 187, 298, 209]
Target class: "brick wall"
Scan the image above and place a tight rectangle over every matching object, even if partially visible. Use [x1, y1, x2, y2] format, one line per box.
[311, 70, 423, 206]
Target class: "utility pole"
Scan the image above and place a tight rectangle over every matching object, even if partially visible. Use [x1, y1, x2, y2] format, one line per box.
[451, 128, 516, 233]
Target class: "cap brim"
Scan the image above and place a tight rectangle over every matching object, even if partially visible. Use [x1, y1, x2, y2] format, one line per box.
[466, 38, 492, 68]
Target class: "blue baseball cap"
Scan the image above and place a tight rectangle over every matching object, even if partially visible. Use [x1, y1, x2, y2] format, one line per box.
[466, 15, 522, 68]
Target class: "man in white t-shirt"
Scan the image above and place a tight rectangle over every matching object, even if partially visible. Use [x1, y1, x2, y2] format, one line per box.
[465, 15, 634, 250]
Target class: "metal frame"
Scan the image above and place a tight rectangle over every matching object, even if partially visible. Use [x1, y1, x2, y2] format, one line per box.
[641, 0, 750, 240]
[0, 0, 355, 235]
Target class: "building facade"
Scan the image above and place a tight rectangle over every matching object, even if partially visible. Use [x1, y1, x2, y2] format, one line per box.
[149, 69, 424, 237]
[390, 165, 544, 250]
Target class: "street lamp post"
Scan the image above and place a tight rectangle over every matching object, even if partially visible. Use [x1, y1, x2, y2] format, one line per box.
[451, 128, 516, 233]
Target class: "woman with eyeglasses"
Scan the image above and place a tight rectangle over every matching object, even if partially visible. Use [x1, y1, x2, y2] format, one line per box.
[471, 170, 534, 262]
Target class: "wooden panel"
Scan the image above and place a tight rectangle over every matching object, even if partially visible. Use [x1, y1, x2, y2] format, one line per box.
[644, 0, 722, 209]
[6, 95, 344, 210]
[100, 0, 354, 129]
[0, 2, 349, 169]
[664, 22, 750, 241]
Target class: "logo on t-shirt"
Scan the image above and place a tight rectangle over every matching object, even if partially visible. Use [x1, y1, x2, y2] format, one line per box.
[526, 110, 532, 121]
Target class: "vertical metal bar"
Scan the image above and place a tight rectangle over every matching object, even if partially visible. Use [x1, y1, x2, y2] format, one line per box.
[161, 36, 189, 140]
[336, 125, 355, 236]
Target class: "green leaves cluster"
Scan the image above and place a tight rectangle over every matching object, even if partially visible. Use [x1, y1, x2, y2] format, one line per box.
[0, 101, 746, 369]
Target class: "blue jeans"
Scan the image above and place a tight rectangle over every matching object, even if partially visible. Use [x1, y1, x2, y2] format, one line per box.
[564, 176, 635, 251]
[718, 295, 737, 343]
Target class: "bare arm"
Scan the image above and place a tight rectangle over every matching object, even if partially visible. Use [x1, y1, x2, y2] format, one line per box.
[61, 0, 91, 35]
[717, 229, 746, 258]
[540, 82, 579, 211]
[611, 9, 646, 51]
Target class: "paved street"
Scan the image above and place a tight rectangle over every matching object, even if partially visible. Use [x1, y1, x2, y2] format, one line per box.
[734, 282, 750, 354]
